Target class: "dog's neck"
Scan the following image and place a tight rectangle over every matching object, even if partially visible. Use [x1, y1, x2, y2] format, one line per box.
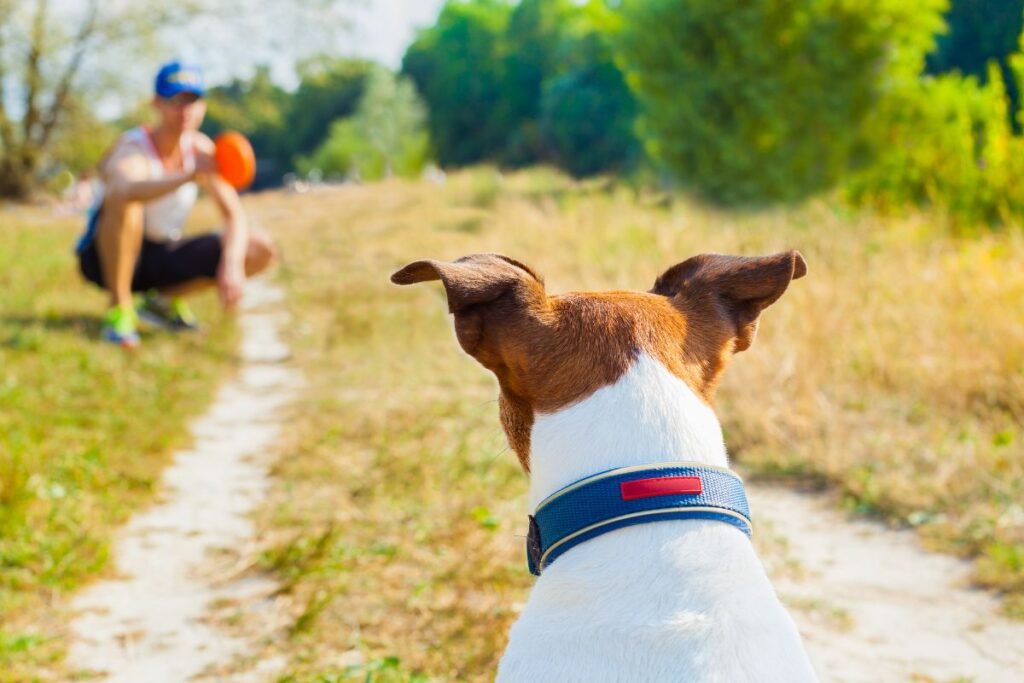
[528, 352, 729, 509]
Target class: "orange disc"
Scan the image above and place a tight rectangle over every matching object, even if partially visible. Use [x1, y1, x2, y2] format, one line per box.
[214, 131, 256, 190]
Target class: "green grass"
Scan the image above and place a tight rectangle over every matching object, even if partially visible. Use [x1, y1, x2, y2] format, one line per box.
[0, 204, 237, 681]
[233, 168, 1024, 681]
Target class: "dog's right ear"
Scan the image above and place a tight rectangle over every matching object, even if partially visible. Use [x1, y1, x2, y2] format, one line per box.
[391, 253, 546, 356]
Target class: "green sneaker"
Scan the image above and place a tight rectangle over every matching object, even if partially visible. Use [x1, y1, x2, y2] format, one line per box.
[101, 305, 140, 348]
[137, 291, 201, 331]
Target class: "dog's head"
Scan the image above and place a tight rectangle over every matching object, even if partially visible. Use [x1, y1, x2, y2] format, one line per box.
[391, 252, 806, 470]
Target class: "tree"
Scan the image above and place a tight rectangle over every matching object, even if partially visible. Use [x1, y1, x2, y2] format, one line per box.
[0, 0, 108, 199]
[499, 0, 577, 165]
[47, 97, 118, 178]
[615, 0, 947, 205]
[843, 21, 1024, 225]
[402, 0, 512, 167]
[403, 0, 639, 176]
[926, 0, 1024, 128]
[283, 56, 375, 164]
[200, 58, 376, 183]
[353, 68, 430, 178]
[538, 4, 638, 177]
[0, 0, 355, 200]
[928, 0, 1024, 77]
[201, 65, 291, 185]
[299, 67, 431, 181]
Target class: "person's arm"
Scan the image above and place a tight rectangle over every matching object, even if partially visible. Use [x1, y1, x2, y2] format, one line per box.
[108, 171, 194, 203]
[194, 133, 248, 308]
[100, 141, 197, 203]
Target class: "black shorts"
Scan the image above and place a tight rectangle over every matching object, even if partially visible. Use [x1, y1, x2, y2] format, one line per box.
[78, 225, 222, 292]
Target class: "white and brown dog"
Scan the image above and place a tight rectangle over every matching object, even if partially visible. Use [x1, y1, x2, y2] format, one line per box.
[392, 252, 817, 682]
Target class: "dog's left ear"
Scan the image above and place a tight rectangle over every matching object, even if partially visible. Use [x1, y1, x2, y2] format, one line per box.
[652, 251, 807, 352]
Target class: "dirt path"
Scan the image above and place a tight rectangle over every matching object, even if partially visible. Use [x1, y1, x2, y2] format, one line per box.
[67, 279, 299, 683]
[748, 482, 1024, 683]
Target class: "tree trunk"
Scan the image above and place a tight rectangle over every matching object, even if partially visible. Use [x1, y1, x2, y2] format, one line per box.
[0, 157, 36, 200]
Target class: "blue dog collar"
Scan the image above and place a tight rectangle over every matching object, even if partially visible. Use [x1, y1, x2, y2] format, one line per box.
[526, 462, 752, 576]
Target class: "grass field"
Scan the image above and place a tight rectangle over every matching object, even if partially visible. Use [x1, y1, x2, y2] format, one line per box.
[3, 169, 1022, 681]
[236, 168, 1023, 681]
[0, 204, 237, 681]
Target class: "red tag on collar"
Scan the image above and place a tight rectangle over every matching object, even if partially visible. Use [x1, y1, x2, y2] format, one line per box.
[620, 476, 703, 501]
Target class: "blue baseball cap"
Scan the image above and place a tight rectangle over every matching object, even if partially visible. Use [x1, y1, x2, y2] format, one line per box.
[154, 61, 206, 99]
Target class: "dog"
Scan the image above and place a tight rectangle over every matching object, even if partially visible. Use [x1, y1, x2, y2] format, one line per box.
[392, 252, 818, 683]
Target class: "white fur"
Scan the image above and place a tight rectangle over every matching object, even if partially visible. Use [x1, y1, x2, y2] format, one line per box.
[497, 353, 817, 683]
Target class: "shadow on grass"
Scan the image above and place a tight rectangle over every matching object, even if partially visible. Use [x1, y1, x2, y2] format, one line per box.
[1, 315, 240, 364]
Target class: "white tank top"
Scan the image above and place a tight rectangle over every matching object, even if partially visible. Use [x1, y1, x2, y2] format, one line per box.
[119, 127, 198, 242]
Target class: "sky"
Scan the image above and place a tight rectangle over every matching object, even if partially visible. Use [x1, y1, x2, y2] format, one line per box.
[182, 0, 448, 89]
[347, 0, 448, 70]
[77, 0, 447, 118]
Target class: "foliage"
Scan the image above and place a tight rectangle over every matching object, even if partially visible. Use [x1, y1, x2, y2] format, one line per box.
[615, 0, 947, 205]
[926, 0, 1024, 124]
[538, 6, 638, 178]
[402, 0, 512, 167]
[498, 0, 578, 166]
[284, 57, 376, 163]
[845, 14, 1024, 226]
[298, 68, 431, 181]
[0, 0, 152, 199]
[201, 65, 291, 183]
[847, 64, 1024, 225]
[928, 0, 1024, 77]
[202, 58, 377, 181]
[46, 96, 118, 176]
[403, 0, 638, 177]
[0, 0, 355, 199]
[349, 69, 430, 179]
[298, 119, 368, 179]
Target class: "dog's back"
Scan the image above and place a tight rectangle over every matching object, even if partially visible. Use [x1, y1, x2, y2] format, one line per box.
[501, 523, 813, 682]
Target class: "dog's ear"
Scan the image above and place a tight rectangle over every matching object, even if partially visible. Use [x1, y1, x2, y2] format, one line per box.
[391, 253, 546, 355]
[651, 251, 806, 352]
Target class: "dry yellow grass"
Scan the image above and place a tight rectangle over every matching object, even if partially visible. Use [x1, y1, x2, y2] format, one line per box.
[241, 168, 1023, 681]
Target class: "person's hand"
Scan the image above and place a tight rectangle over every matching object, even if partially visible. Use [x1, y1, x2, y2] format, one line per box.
[192, 152, 218, 184]
[217, 259, 245, 309]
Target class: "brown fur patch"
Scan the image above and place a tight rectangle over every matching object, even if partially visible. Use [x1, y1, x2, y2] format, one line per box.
[392, 251, 806, 470]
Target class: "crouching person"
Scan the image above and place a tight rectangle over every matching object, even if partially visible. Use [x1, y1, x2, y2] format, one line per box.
[75, 60, 275, 348]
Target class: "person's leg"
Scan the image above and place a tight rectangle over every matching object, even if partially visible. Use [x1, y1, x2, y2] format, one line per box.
[156, 279, 213, 299]
[135, 232, 278, 330]
[94, 195, 144, 308]
[242, 230, 277, 276]
[153, 230, 277, 298]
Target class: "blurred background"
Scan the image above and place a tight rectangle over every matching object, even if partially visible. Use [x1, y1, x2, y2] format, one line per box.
[3, 1, 1024, 682]
[3, 0, 1024, 225]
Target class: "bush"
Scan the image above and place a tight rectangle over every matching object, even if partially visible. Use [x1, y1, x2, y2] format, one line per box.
[539, 58, 637, 177]
[402, 1, 511, 167]
[403, 0, 639, 177]
[615, 0, 946, 205]
[299, 69, 431, 182]
[537, 9, 639, 178]
[848, 64, 1024, 225]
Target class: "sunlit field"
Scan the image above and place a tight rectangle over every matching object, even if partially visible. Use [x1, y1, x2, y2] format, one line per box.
[5, 0, 1024, 680]
[233, 168, 1024, 681]
[0, 206, 236, 681]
